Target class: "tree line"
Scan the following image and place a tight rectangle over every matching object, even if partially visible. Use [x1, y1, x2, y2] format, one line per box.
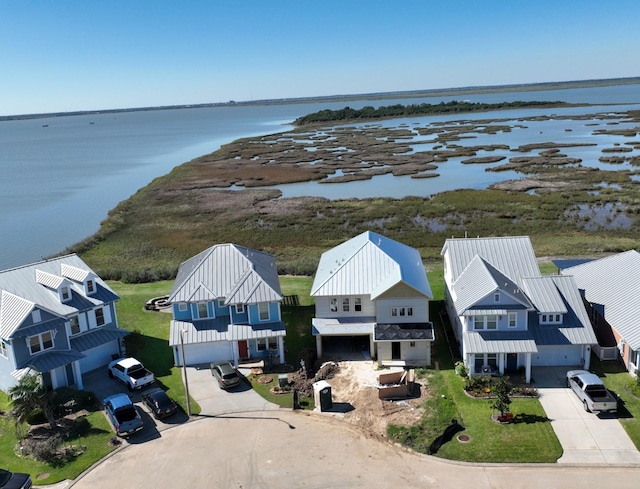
[293, 100, 568, 125]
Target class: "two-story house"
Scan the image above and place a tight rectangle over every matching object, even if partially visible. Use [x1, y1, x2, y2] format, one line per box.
[442, 236, 596, 383]
[168, 244, 286, 368]
[0, 254, 126, 392]
[560, 250, 640, 374]
[311, 231, 434, 366]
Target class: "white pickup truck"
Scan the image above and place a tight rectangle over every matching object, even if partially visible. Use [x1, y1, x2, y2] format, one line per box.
[108, 357, 155, 391]
[566, 370, 617, 414]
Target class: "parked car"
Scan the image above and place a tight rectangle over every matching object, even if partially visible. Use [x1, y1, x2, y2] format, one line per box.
[210, 362, 241, 389]
[566, 370, 618, 413]
[0, 468, 32, 489]
[104, 393, 144, 437]
[141, 387, 178, 419]
[108, 357, 155, 391]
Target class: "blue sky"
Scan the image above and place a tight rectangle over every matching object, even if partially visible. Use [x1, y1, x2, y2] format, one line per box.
[1, 1, 639, 116]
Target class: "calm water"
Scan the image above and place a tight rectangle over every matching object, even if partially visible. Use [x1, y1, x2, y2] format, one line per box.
[1, 84, 639, 269]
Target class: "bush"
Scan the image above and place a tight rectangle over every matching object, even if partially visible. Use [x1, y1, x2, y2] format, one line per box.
[454, 361, 468, 377]
[50, 388, 98, 418]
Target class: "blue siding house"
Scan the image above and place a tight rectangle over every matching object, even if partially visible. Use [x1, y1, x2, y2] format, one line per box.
[168, 244, 286, 367]
[0, 255, 127, 392]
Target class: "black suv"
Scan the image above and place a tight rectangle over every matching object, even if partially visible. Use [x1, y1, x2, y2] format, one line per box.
[0, 468, 32, 489]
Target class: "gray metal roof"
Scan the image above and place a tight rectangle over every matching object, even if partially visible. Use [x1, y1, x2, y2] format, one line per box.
[521, 276, 568, 314]
[169, 244, 282, 305]
[442, 236, 540, 288]
[70, 327, 130, 352]
[17, 349, 86, 372]
[562, 250, 640, 349]
[311, 231, 432, 300]
[464, 330, 538, 354]
[169, 318, 285, 347]
[312, 317, 376, 336]
[374, 323, 434, 342]
[452, 255, 532, 315]
[0, 254, 119, 341]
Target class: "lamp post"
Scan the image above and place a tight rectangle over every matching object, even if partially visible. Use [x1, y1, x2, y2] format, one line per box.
[180, 329, 192, 416]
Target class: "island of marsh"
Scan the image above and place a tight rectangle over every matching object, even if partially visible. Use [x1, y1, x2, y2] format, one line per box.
[69, 105, 640, 281]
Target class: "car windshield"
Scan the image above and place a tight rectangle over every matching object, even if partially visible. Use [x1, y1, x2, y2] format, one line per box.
[0, 469, 11, 486]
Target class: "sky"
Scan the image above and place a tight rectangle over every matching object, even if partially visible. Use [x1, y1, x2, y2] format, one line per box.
[1, 1, 639, 116]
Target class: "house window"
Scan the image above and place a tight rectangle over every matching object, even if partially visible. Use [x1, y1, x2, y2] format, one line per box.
[86, 279, 95, 294]
[487, 353, 498, 368]
[474, 316, 484, 330]
[0, 340, 7, 358]
[259, 302, 270, 321]
[409, 341, 416, 348]
[392, 307, 413, 318]
[178, 303, 188, 312]
[69, 315, 80, 335]
[197, 303, 209, 319]
[486, 315, 497, 330]
[391, 307, 398, 317]
[342, 298, 350, 312]
[555, 314, 561, 322]
[95, 307, 105, 326]
[235, 304, 245, 314]
[407, 307, 414, 317]
[218, 300, 226, 308]
[256, 338, 267, 351]
[330, 298, 338, 312]
[354, 298, 362, 312]
[269, 337, 278, 350]
[508, 313, 517, 328]
[494, 292, 500, 303]
[61, 286, 70, 301]
[28, 331, 54, 354]
[32, 310, 41, 323]
[540, 314, 562, 325]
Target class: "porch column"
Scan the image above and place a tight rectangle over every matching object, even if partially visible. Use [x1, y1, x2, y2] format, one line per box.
[232, 341, 239, 368]
[498, 354, 505, 376]
[278, 336, 285, 364]
[583, 345, 591, 370]
[468, 353, 475, 376]
[525, 353, 532, 384]
[316, 335, 323, 358]
[74, 361, 84, 390]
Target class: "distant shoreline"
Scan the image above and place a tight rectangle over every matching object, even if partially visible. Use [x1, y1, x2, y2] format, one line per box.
[3, 76, 640, 121]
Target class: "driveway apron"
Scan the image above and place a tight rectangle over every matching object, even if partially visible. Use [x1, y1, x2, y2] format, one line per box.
[535, 367, 640, 464]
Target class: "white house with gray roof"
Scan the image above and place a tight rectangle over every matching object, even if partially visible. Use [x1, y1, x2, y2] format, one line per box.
[168, 244, 286, 367]
[560, 250, 640, 374]
[311, 231, 434, 366]
[442, 236, 596, 383]
[0, 254, 126, 392]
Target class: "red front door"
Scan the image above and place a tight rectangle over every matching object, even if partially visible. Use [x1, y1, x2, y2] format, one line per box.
[238, 340, 249, 359]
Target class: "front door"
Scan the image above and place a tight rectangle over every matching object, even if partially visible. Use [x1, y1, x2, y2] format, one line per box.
[238, 340, 249, 359]
[506, 353, 518, 372]
[392, 342, 401, 360]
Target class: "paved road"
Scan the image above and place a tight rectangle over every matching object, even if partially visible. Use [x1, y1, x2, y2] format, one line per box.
[70, 411, 640, 489]
[535, 367, 640, 464]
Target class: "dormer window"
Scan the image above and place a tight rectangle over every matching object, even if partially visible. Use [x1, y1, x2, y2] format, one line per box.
[61, 285, 71, 302]
[540, 313, 562, 325]
[86, 279, 96, 295]
[235, 304, 245, 314]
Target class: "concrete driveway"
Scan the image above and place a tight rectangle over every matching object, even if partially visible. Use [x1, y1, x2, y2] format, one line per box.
[535, 367, 640, 464]
[184, 364, 279, 416]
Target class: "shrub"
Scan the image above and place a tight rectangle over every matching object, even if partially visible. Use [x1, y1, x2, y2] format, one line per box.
[454, 361, 468, 377]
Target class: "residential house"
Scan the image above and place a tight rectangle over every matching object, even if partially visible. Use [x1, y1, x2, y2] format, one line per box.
[442, 236, 596, 383]
[168, 244, 286, 367]
[560, 250, 640, 373]
[311, 231, 434, 366]
[0, 255, 126, 392]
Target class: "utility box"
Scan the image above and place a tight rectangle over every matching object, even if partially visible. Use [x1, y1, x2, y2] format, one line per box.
[313, 380, 333, 412]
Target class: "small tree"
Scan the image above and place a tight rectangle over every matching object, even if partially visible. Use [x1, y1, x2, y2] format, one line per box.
[490, 376, 512, 420]
[9, 373, 57, 430]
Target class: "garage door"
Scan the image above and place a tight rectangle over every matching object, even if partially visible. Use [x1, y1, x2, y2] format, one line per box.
[184, 341, 233, 366]
[79, 340, 119, 372]
[533, 345, 582, 366]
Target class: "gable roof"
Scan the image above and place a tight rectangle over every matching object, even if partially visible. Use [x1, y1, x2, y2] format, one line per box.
[561, 250, 640, 349]
[442, 236, 539, 288]
[310, 231, 432, 300]
[169, 244, 282, 305]
[452, 255, 532, 314]
[0, 255, 118, 340]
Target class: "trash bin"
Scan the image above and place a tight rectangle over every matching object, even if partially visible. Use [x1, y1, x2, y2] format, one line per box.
[278, 374, 288, 388]
[313, 380, 333, 412]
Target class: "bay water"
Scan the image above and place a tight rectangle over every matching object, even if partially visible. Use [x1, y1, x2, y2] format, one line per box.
[1, 84, 639, 269]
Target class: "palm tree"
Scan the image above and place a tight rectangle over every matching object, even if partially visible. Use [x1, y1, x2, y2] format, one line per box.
[8, 373, 57, 430]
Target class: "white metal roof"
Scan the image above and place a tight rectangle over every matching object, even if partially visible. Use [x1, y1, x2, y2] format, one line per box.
[169, 244, 283, 305]
[464, 330, 538, 354]
[0, 254, 118, 341]
[562, 250, 640, 350]
[311, 231, 432, 300]
[521, 276, 568, 314]
[442, 236, 540, 288]
[169, 319, 286, 346]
